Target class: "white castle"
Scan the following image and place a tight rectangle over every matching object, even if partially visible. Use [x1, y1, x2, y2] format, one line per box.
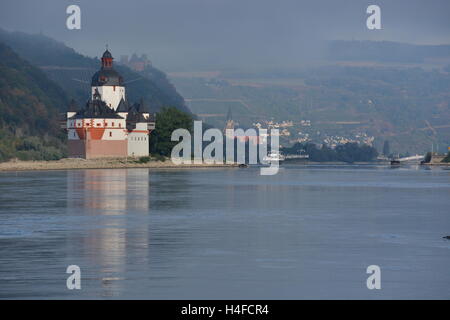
[62, 49, 155, 159]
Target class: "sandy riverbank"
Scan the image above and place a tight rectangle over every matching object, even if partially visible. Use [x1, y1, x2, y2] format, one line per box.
[0, 158, 238, 172]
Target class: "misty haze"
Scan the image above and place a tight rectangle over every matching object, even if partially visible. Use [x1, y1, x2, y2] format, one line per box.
[0, 0, 449, 302]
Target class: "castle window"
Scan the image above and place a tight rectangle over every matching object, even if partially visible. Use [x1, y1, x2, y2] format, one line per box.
[97, 123, 101, 127]
[112, 122, 114, 127]
[109, 132, 112, 137]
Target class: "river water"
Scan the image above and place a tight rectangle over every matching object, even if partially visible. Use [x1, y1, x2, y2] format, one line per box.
[0, 164, 449, 299]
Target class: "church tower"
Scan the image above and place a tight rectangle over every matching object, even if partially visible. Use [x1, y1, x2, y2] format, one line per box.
[224, 107, 235, 138]
[91, 49, 126, 111]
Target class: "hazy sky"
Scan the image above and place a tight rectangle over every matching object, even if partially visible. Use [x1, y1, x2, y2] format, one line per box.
[1, 0, 449, 70]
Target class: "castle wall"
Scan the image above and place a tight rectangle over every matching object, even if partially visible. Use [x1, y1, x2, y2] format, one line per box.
[128, 123, 149, 157]
[86, 140, 128, 159]
[68, 140, 128, 159]
[68, 140, 87, 158]
[67, 118, 127, 141]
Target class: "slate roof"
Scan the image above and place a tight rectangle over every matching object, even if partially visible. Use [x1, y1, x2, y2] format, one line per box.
[137, 98, 150, 113]
[67, 99, 78, 112]
[91, 68, 124, 86]
[69, 94, 123, 119]
[102, 50, 113, 59]
[116, 98, 129, 112]
[92, 49, 124, 86]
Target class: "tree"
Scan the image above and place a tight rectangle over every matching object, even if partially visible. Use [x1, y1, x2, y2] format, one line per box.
[382, 140, 390, 156]
[442, 151, 450, 163]
[150, 107, 193, 156]
[282, 142, 378, 163]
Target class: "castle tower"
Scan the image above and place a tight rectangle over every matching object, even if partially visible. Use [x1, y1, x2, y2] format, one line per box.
[91, 49, 126, 111]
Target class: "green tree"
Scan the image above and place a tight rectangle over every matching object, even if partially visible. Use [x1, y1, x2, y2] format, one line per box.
[150, 107, 194, 156]
[442, 151, 450, 163]
[423, 152, 432, 163]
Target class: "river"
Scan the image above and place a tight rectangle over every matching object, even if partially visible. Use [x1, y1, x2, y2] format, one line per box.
[0, 164, 449, 299]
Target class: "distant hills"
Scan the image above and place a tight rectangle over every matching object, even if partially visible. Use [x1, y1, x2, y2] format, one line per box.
[173, 44, 450, 154]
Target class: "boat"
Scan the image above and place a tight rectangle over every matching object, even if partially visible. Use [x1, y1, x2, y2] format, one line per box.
[263, 151, 286, 162]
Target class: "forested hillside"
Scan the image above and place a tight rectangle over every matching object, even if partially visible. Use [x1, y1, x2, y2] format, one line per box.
[0, 43, 68, 161]
[173, 64, 450, 154]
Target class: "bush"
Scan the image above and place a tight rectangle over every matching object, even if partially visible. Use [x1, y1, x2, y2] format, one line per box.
[138, 156, 151, 163]
[442, 152, 450, 163]
[0, 135, 65, 161]
[17, 137, 43, 151]
[152, 154, 166, 162]
[423, 152, 432, 163]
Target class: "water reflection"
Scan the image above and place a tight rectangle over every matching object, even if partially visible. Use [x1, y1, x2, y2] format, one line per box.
[66, 169, 150, 297]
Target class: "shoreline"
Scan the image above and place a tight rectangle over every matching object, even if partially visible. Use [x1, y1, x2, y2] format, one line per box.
[1, 159, 448, 172]
[0, 158, 238, 172]
[284, 160, 450, 166]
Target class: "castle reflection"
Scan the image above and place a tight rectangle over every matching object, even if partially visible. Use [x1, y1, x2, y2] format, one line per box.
[66, 168, 150, 297]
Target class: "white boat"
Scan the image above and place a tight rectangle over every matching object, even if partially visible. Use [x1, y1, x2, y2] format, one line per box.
[263, 151, 286, 162]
